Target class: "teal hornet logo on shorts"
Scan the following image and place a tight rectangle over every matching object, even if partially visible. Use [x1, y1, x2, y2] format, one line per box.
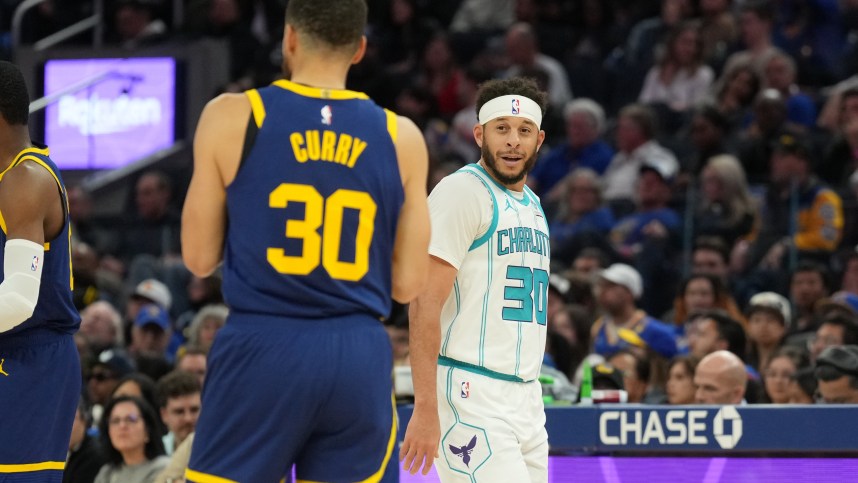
[0, 358, 8, 376]
[449, 435, 478, 467]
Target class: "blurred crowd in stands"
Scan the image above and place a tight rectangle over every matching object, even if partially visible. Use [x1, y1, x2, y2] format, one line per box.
[5, 0, 858, 480]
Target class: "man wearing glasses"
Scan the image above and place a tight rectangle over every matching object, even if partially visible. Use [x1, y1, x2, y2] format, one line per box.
[815, 345, 858, 404]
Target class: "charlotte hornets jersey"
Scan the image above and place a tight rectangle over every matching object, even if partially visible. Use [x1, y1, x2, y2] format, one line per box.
[429, 164, 549, 382]
[0, 146, 78, 336]
[223, 79, 404, 320]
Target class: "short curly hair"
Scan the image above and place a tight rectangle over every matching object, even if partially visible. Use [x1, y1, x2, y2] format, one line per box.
[0, 61, 29, 126]
[475, 77, 547, 122]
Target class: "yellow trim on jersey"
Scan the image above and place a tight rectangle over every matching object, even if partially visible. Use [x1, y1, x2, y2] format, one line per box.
[185, 468, 239, 483]
[246, 89, 266, 128]
[384, 109, 398, 143]
[273, 79, 370, 100]
[0, 461, 65, 472]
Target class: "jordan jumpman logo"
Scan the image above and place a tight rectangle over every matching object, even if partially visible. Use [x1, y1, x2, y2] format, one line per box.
[0, 359, 8, 377]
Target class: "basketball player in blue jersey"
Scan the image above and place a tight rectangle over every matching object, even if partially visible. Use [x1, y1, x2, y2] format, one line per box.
[0, 62, 81, 482]
[181, 0, 430, 481]
[401, 77, 551, 481]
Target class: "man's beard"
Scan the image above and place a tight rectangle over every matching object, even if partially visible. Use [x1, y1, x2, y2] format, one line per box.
[481, 142, 537, 186]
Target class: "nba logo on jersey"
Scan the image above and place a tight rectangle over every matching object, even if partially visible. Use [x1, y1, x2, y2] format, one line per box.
[321, 105, 332, 125]
[30, 255, 39, 271]
[460, 381, 470, 398]
[511, 98, 520, 115]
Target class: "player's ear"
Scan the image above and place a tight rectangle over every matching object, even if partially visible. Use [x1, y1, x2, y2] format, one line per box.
[284, 24, 298, 57]
[350, 36, 367, 65]
[473, 123, 484, 147]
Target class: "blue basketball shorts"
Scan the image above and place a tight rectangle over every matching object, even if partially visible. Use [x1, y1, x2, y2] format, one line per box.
[186, 313, 398, 483]
[0, 328, 81, 482]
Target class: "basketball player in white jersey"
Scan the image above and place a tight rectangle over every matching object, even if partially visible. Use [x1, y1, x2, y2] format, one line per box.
[401, 77, 550, 482]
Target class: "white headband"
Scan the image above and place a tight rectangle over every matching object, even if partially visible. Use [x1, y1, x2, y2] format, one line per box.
[478, 94, 542, 128]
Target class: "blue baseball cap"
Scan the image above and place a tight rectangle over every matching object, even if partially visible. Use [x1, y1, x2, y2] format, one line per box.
[134, 303, 170, 331]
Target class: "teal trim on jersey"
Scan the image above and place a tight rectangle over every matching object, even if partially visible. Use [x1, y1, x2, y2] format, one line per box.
[470, 163, 530, 206]
[524, 185, 546, 220]
[441, 280, 461, 356]
[478, 237, 492, 365]
[438, 355, 532, 383]
[460, 167, 499, 252]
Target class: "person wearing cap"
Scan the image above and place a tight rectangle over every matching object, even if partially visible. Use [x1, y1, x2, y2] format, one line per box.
[609, 156, 682, 313]
[746, 133, 843, 272]
[746, 291, 791, 371]
[404, 77, 551, 480]
[87, 348, 136, 424]
[602, 103, 679, 203]
[814, 345, 858, 403]
[129, 304, 172, 362]
[591, 263, 679, 360]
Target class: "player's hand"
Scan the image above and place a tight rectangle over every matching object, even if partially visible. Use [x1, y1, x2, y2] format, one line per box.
[399, 405, 440, 475]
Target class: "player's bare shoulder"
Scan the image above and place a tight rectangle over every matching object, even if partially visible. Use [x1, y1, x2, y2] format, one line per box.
[393, 114, 429, 188]
[194, 92, 253, 186]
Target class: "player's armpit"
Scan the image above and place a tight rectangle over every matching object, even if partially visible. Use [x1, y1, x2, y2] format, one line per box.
[390, 115, 430, 303]
[181, 94, 249, 276]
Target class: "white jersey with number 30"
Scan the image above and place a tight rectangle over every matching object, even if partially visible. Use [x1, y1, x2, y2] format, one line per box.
[428, 163, 549, 382]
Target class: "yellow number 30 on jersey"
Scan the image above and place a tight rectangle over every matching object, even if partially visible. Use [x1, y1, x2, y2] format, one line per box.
[267, 183, 377, 282]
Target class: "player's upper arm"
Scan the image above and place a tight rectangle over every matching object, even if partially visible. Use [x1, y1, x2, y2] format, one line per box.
[0, 162, 58, 244]
[391, 115, 430, 303]
[181, 93, 249, 276]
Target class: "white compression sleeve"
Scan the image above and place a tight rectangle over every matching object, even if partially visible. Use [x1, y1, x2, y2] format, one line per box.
[0, 239, 43, 333]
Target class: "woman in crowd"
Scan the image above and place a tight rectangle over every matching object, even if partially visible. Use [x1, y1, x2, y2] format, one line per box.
[666, 355, 699, 404]
[549, 168, 615, 261]
[668, 273, 745, 331]
[694, 154, 756, 247]
[185, 304, 229, 353]
[763, 346, 810, 404]
[639, 21, 714, 113]
[95, 395, 169, 483]
[712, 61, 761, 132]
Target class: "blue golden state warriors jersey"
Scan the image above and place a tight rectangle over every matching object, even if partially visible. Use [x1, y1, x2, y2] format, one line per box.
[223, 79, 404, 320]
[0, 146, 79, 336]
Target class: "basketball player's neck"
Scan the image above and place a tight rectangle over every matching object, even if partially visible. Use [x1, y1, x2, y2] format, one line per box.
[287, 52, 352, 91]
[0, 123, 31, 171]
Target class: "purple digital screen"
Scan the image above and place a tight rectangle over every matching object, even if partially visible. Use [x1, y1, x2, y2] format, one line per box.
[398, 457, 858, 482]
[43, 57, 176, 170]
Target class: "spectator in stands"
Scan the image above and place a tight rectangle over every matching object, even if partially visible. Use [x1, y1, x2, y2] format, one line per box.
[839, 252, 858, 296]
[413, 32, 466, 122]
[667, 274, 744, 331]
[666, 355, 699, 404]
[156, 371, 202, 456]
[762, 51, 817, 129]
[79, 301, 124, 354]
[195, 0, 268, 87]
[572, 247, 609, 276]
[711, 62, 762, 134]
[692, 237, 732, 284]
[698, 0, 738, 69]
[549, 169, 615, 262]
[694, 350, 748, 404]
[603, 104, 679, 203]
[185, 304, 229, 353]
[68, 185, 111, 254]
[529, 99, 614, 196]
[112, 373, 159, 416]
[814, 345, 858, 403]
[639, 21, 714, 114]
[763, 345, 809, 403]
[72, 242, 124, 311]
[65, 398, 107, 483]
[746, 292, 791, 371]
[694, 154, 757, 248]
[124, 279, 172, 345]
[819, 87, 858, 189]
[723, 0, 778, 75]
[809, 314, 858, 362]
[789, 366, 817, 403]
[607, 349, 656, 403]
[677, 104, 732, 180]
[375, 0, 439, 75]
[687, 310, 749, 364]
[130, 304, 172, 359]
[87, 350, 136, 423]
[503, 22, 572, 109]
[95, 396, 169, 483]
[745, 134, 843, 275]
[112, 0, 168, 49]
[175, 347, 206, 385]
[789, 262, 832, 336]
[153, 432, 195, 483]
[449, 0, 515, 34]
[591, 263, 678, 359]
